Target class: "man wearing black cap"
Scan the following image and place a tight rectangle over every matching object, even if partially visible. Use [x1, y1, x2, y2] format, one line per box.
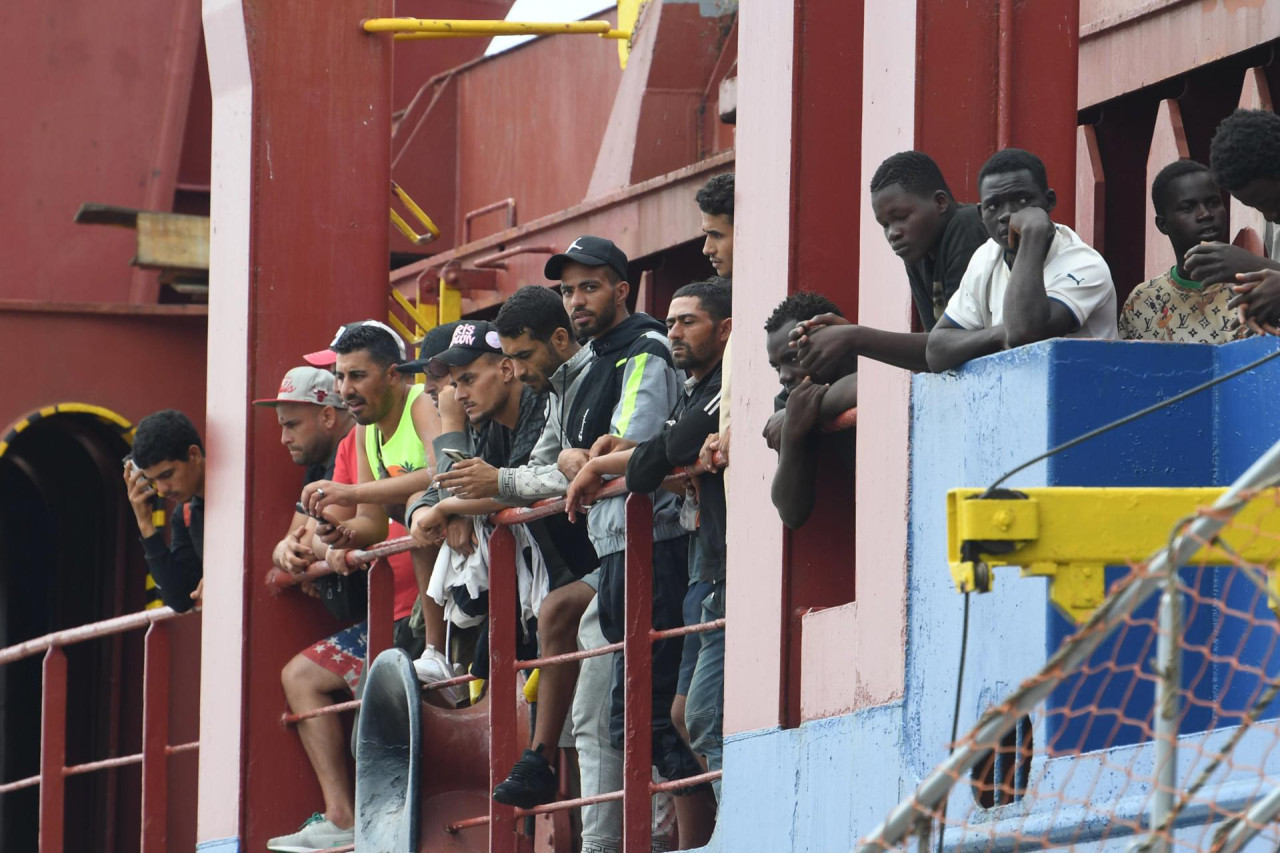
[548, 237, 705, 801]
[396, 320, 461, 407]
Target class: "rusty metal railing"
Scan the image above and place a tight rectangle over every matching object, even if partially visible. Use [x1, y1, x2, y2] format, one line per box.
[269, 407, 858, 850]
[0, 605, 199, 853]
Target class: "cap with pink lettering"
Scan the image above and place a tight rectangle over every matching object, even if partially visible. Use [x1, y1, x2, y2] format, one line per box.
[426, 320, 505, 378]
[252, 366, 345, 408]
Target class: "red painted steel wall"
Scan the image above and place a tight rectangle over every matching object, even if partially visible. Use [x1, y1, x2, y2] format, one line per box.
[221, 2, 392, 849]
[0, 0, 203, 305]
[778, 0, 866, 728]
[391, 0, 513, 112]
[453, 18, 624, 242]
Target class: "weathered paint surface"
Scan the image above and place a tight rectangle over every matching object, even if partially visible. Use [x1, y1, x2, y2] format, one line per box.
[200, 0, 392, 848]
[722, 0, 794, 738]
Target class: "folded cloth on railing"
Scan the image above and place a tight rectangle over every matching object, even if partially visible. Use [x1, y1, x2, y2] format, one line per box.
[427, 516, 490, 630]
[512, 521, 551, 625]
[426, 517, 551, 635]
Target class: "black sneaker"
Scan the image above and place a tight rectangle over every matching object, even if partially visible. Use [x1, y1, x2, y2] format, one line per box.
[492, 747, 557, 808]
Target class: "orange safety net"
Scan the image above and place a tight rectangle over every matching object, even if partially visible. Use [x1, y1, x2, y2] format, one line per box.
[861, 487, 1280, 853]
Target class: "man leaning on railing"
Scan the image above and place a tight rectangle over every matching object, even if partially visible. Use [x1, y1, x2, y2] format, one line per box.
[566, 277, 732, 840]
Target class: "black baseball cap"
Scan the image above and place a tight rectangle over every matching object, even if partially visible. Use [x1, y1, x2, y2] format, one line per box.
[544, 235, 629, 283]
[426, 320, 505, 378]
[397, 321, 461, 374]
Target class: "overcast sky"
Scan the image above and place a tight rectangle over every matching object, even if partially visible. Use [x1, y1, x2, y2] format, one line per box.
[484, 0, 613, 55]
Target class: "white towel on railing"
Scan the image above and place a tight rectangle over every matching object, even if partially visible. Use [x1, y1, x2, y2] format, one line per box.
[510, 522, 551, 625]
[426, 518, 550, 635]
[427, 517, 489, 630]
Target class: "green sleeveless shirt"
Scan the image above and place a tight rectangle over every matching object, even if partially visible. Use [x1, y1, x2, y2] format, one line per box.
[365, 384, 429, 481]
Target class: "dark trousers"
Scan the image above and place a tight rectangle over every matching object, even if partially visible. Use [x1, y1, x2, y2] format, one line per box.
[597, 535, 702, 781]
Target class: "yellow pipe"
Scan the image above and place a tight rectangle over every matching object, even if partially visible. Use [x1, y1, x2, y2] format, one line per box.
[438, 277, 462, 325]
[389, 287, 435, 333]
[364, 18, 613, 36]
[390, 181, 439, 245]
[385, 313, 416, 349]
[392, 28, 631, 41]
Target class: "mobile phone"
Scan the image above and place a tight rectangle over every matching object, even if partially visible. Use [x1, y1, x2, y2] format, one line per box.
[295, 501, 327, 522]
[123, 453, 147, 483]
[442, 448, 474, 463]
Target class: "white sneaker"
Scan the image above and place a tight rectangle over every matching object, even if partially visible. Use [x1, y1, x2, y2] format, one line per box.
[414, 644, 466, 706]
[266, 812, 354, 852]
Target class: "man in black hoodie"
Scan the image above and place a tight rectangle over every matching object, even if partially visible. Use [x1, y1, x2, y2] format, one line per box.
[567, 276, 731, 839]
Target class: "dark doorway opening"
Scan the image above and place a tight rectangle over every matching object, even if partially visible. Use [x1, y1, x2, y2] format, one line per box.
[0, 412, 148, 852]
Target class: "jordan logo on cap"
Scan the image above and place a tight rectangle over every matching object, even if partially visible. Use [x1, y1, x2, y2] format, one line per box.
[567, 238, 585, 253]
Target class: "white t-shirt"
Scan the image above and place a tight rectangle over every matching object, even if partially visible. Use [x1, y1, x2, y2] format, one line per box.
[942, 224, 1118, 340]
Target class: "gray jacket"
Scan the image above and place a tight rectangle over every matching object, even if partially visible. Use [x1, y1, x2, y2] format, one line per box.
[497, 341, 684, 556]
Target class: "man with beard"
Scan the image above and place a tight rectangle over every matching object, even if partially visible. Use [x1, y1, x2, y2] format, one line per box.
[565, 277, 731, 843]
[274, 323, 449, 852]
[926, 148, 1117, 371]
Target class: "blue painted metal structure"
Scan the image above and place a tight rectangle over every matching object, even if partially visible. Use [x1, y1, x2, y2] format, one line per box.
[707, 337, 1280, 852]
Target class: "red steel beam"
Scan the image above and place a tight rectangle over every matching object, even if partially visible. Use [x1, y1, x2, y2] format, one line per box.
[622, 493, 655, 853]
[473, 244, 556, 271]
[487, 525, 521, 853]
[997, 0, 1014, 149]
[141, 621, 171, 853]
[0, 775, 40, 795]
[650, 618, 727, 642]
[463, 197, 517, 242]
[63, 754, 144, 777]
[651, 769, 722, 793]
[281, 699, 362, 726]
[366, 560, 395, 662]
[514, 641, 624, 671]
[39, 647, 67, 853]
[0, 606, 186, 667]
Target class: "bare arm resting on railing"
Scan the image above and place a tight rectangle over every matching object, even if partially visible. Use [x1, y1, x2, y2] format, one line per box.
[771, 378, 826, 530]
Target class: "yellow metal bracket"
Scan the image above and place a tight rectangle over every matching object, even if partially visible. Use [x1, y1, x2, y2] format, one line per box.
[390, 181, 440, 246]
[362, 16, 636, 67]
[947, 487, 1280, 624]
[363, 18, 630, 40]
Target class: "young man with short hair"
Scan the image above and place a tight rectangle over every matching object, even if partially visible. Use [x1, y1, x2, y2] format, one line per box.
[1121, 160, 1253, 342]
[254, 367, 363, 853]
[762, 293, 857, 529]
[697, 172, 734, 278]
[404, 321, 583, 694]
[926, 148, 1118, 372]
[124, 409, 206, 612]
[1209, 109, 1280, 335]
[565, 278, 732, 840]
[790, 151, 991, 376]
[272, 322, 445, 852]
[545, 238, 704, 800]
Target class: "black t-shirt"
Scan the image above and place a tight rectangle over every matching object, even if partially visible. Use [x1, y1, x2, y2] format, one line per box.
[627, 363, 725, 583]
[904, 204, 991, 331]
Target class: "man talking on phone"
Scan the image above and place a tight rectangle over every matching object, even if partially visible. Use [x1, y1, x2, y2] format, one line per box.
[123, 409, 207, 612]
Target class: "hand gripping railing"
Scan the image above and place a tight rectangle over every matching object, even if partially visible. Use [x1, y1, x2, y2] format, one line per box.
[269, 407, 857, 850]
[266, 469, 725, 851]
[0, 605, 199, 853]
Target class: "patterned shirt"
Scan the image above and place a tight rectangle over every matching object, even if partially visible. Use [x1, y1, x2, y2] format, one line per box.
[1119, 267, 1248, 344]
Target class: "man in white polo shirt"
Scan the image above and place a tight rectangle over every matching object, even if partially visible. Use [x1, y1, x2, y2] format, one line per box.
[926, 147, 1117, 372]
